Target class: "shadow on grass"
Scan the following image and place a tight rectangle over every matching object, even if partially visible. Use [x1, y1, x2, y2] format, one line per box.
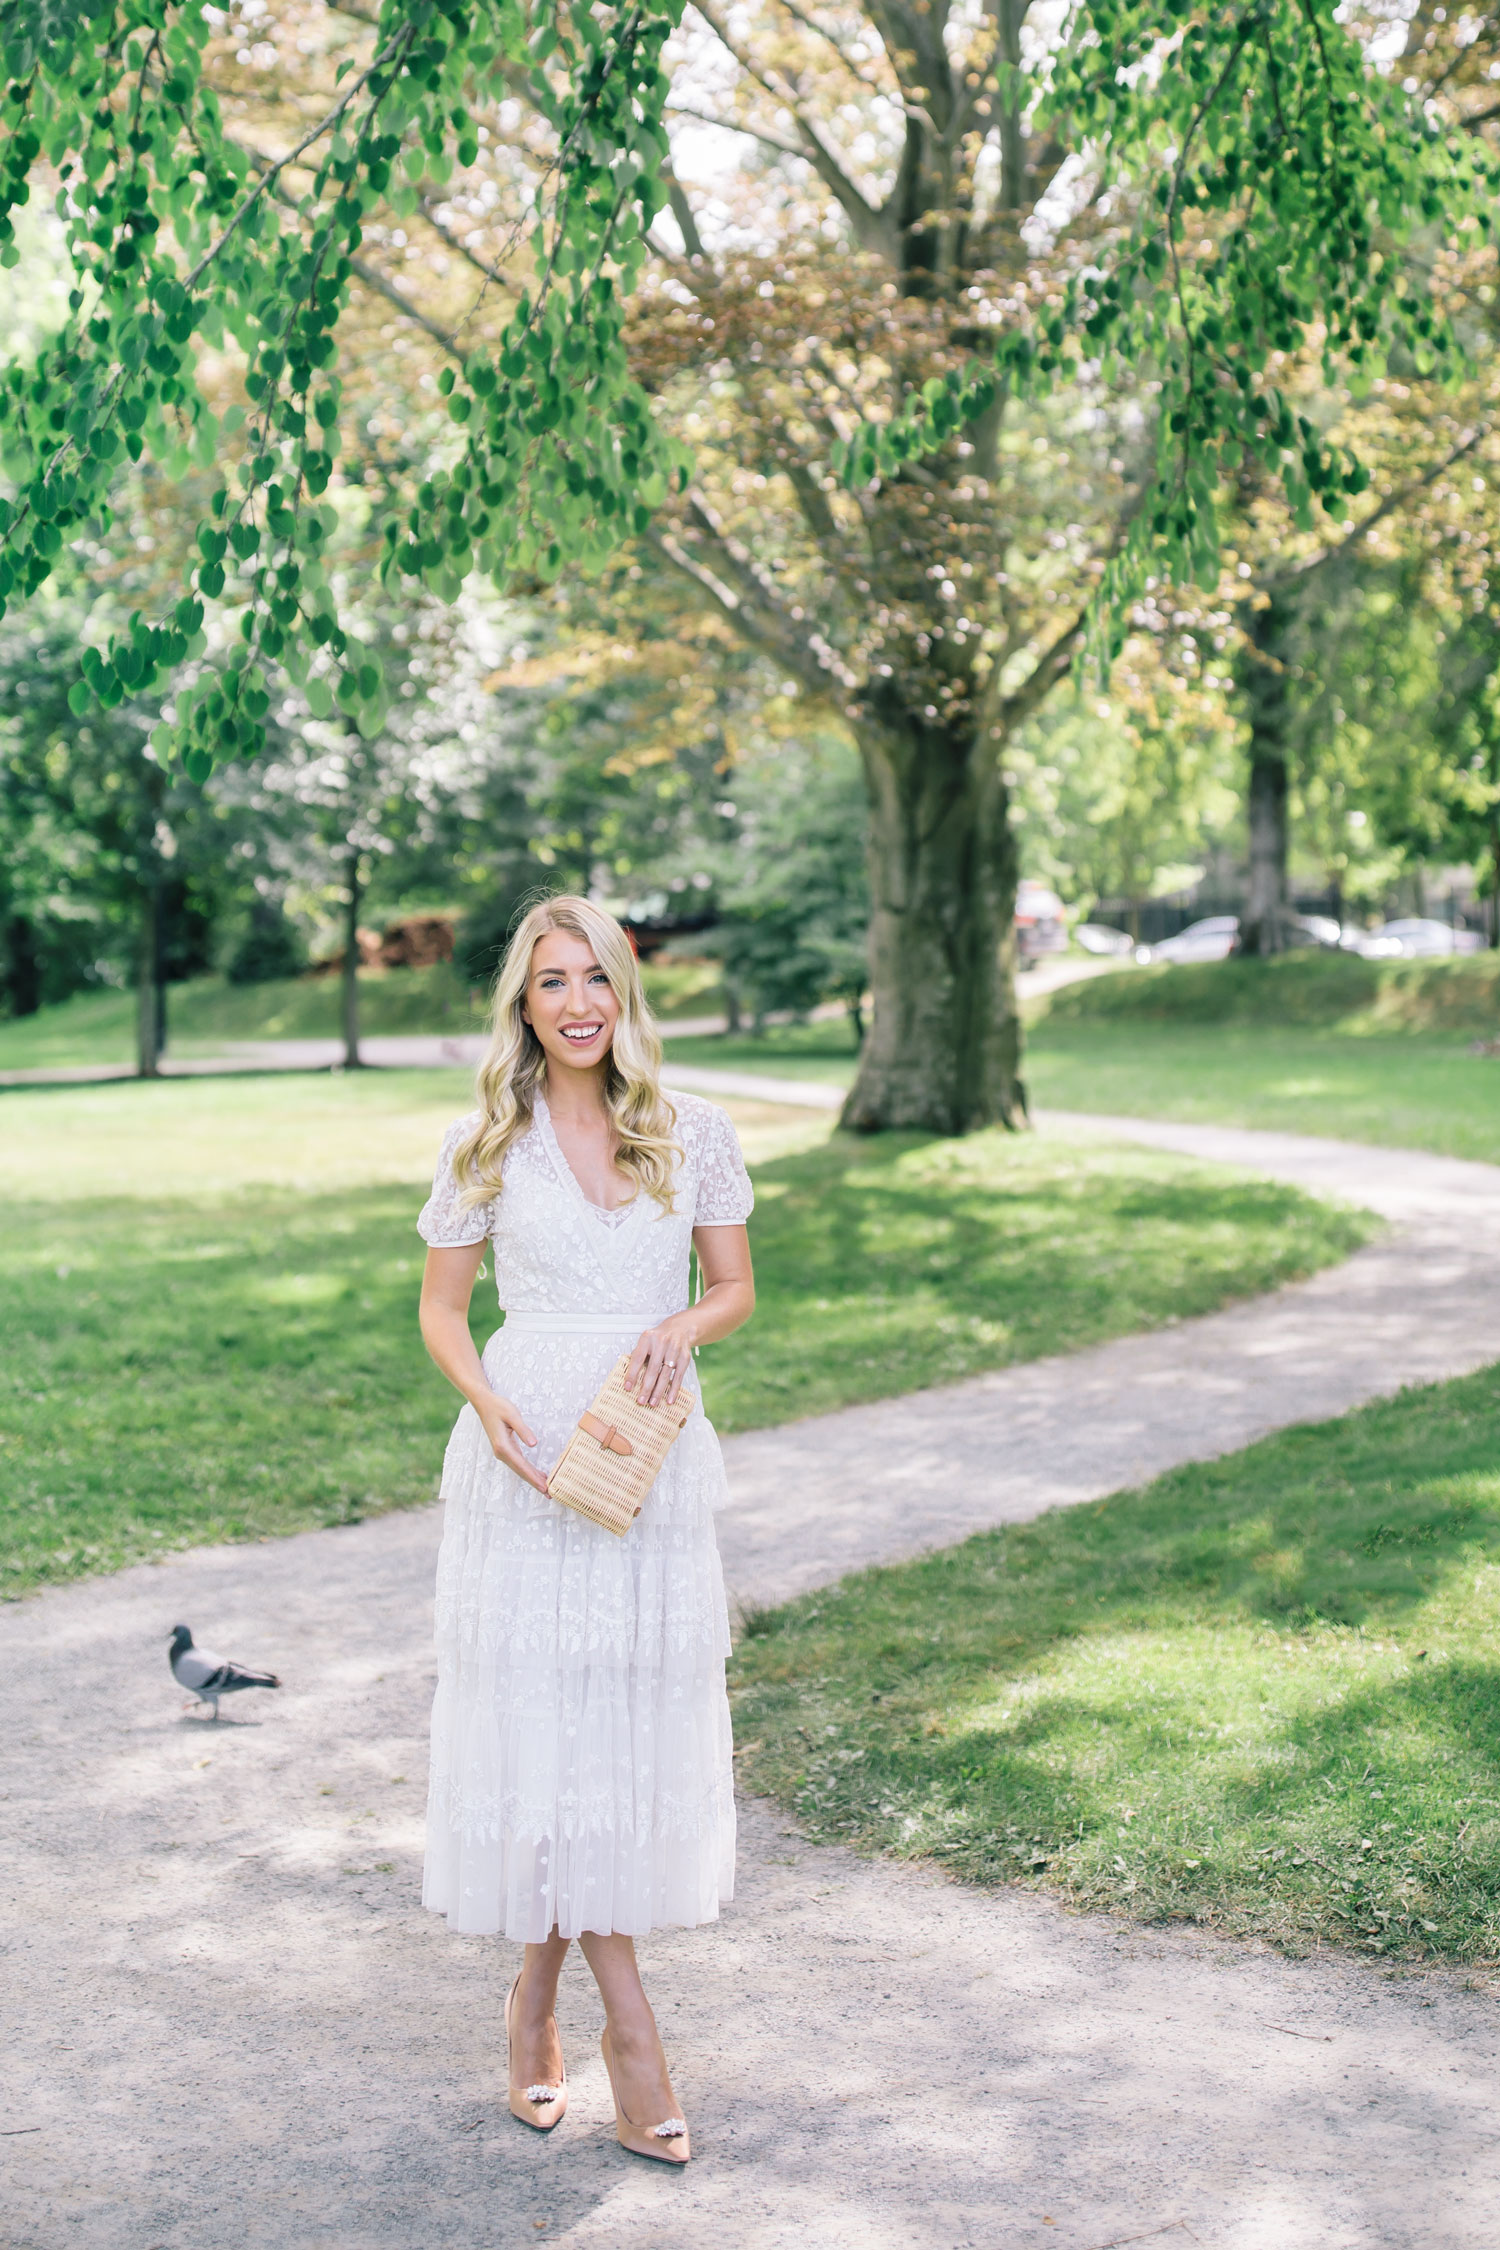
[712, 1126, 1372, 1431]
[730, 1363, 1500, 1959]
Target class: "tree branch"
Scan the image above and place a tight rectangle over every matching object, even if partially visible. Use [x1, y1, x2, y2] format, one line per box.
[667, 101, 813, 163]
[686, 491, 810, 621]
[688, 0, 890, 252]
[416, 200, 521, 295]
[663, 159, 706, 260]
[647, 528, 841, 697]
[995, 606, 1088, 733]
[771, 0, 890, 94]
[239, 144, 464, 356]
[183, 24, 415, 293]
[782, 454, 842, 546]
[1259, 423, 1492, 590]
[349, 254, 463, 355]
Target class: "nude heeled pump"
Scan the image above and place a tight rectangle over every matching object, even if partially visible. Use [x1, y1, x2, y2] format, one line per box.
[505, 1973, 568, 2131]
[600, 2024, 690, 2165]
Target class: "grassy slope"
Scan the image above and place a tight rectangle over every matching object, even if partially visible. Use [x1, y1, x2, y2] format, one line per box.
[721, 957, 1500, 1963]
[1026, 951, 1500, 1166]
[1040, 947, 1500, 1034]
[0, 1072, 1366, 1596]
[730, 1365, 1500, 1966]
[660, 962, 1500, 1166]
[0, 959, 725, 1071]
[663, 1020, 861, 1082]
[1027, 1026, 1500, 1166]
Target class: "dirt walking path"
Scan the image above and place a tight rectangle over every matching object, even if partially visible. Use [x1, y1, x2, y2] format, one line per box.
[5, 1115, 1500, 2250]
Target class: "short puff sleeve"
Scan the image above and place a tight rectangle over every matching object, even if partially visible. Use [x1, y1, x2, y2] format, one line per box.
[417, 1117, 493, 1247]
[692, 1101, 754, 1226]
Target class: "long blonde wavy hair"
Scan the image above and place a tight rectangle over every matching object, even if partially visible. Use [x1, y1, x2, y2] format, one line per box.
[452, 894, 680, 1212]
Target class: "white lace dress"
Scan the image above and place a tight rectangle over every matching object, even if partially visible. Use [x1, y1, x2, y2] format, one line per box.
[416, 1090, 753, 1943]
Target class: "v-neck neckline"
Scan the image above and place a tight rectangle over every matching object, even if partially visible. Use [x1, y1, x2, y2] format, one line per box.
[533, 1091, 642, 1227]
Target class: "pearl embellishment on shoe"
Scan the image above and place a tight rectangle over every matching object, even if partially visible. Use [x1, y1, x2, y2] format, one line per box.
[651, 2117, 686, 2137]
[525, 2084, 562, 2104]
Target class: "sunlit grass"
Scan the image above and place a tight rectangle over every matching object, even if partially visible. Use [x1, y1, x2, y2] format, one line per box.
[0, 1073, 1366, 1594]
[730, 1365, 1500, 1964]
[0, 957, 724, 1072]
[667, 1004, 1500, 1168]
[1026, 1024, 1500, 1167]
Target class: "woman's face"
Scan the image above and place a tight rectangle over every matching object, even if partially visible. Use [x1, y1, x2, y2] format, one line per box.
[522, 928, 622, 1077]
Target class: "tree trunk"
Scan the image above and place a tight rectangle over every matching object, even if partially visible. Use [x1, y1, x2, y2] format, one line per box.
[1237, 593, 1295, 957]
[841, 718, 1025, 1134]
[341, 847, 363, 1069]
[1490, 808, 1500, 950]
[4, 912, 40, 1017]
[136, 880, 162, 1079]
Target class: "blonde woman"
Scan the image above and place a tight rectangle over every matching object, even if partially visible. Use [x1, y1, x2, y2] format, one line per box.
[416, 895, 755, 2165]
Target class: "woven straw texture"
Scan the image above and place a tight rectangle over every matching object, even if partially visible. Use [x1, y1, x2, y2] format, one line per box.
[548, 1355, 695, 1537]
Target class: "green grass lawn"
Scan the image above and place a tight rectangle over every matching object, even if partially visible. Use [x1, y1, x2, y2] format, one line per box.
[1040, 946, 1500, 1035]
[1026, 1026, 1500, 1166]
[729, 1363, 1500, 1966]
[1025, 949, 1500, 1164]
[0, 958, 725, 1072]
[662, 1019, 862, 1083]
[662, 964, 1500, 1166]
[0, 1072, 1366, 1596]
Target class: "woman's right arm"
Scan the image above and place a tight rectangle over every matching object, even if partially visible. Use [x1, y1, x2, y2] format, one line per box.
[418, 1244, 549, 1494]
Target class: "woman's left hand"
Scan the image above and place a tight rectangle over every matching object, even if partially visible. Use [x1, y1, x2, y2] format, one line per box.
[625, 1314, 698, 1408]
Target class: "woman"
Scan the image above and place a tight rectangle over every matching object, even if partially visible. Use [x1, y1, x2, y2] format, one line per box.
[416, 894, 755, 2166]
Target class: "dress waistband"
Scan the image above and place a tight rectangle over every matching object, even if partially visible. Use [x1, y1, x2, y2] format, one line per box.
[499, 1309, 675, 1334]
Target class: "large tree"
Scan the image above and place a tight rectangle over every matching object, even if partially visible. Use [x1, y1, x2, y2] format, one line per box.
[634, 0, 1495, 1119]
[0, 0, 1486, 1123]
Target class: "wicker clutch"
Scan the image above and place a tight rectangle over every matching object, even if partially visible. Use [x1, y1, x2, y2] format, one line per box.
[547, 1354, 695, 1536]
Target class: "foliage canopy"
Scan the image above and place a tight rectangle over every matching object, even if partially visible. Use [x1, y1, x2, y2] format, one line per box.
[0, 0, 683, 775]
[0, 0, 1491, 781]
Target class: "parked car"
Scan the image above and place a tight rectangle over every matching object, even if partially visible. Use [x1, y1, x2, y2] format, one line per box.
[1290, 913, 1343, 949]
[1354, 917, 1484, 960]
[1135, 915, 1239, 965]
[1073, 922, 1136, 958]
[1015, 880, 1069, 959]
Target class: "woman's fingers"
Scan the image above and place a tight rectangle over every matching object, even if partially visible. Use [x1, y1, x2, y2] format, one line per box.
[624, 1335, 651, 1394]
[492, 1430, 549, 1495]
[646, 1340, 678, 1407]
[628, 1330, 691, 1408]
[481, 1400, 548, 1492]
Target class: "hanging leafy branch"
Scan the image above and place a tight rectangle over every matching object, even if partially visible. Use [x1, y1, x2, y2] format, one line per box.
[2, 0, 1492, 784]
[834, 0, 1495, 632]
[0, 0, 683, 777]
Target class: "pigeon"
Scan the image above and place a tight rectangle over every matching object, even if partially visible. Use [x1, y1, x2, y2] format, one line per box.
[168, 1624, 280, 1720]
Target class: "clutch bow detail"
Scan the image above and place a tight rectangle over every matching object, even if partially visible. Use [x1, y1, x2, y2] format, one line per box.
[548, 1354, 694, 1535]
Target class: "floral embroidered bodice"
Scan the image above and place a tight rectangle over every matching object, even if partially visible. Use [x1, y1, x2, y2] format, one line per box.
[418, 1089, 754, 1319]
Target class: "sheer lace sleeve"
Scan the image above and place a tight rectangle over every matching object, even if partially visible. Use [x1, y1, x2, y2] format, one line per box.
[417, 1116, 494, 1247]
[690, 1100, 754, 1225]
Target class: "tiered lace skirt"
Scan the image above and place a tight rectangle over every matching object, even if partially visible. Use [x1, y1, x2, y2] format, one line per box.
[422, 1317, 737, 1941]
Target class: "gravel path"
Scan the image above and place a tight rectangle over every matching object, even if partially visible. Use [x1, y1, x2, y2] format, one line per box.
[5, 1114, 1500, 2249]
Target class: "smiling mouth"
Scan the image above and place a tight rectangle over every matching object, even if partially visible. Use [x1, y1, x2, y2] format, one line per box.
[561, 1023, 604, 1044]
